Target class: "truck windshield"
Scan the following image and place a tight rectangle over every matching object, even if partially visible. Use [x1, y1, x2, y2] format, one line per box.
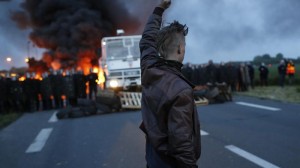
[106, 37, 140, 61]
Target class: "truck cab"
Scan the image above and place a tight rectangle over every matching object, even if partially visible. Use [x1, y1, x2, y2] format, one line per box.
[100, 35, 142, 92]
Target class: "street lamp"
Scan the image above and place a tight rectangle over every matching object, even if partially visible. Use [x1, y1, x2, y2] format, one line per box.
[6, 57, 12, 63]
[6, 57, 12, 74]
[25, 58, 29, 63]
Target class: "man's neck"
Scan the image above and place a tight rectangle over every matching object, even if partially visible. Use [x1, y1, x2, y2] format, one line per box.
[164, 59, 183, 71]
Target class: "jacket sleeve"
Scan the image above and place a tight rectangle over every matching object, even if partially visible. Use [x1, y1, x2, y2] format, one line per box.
[139, 7, 164, 70]
[168, 88, 198, 168]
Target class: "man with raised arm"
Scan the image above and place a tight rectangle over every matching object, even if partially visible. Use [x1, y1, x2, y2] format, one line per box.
[139, 0, 201, 167]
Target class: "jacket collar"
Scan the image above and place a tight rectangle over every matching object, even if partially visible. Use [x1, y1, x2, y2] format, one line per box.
[156, 57, 195, 88]
[163, 59, 183, 72]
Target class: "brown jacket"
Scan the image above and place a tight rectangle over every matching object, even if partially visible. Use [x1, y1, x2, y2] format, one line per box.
[139, 7, 201, 168]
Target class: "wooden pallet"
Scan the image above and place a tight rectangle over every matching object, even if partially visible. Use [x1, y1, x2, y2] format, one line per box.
[120, 92, 209, 109]
[120, 92, 142, 109]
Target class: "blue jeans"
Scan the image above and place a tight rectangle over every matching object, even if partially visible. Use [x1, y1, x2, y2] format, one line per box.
[146, 140, 173, 168]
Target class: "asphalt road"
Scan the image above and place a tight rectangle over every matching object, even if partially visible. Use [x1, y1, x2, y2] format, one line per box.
[0, 95, 299, 168]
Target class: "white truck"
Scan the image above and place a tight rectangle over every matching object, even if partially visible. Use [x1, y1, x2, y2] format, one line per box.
[99, 35, 143, 109]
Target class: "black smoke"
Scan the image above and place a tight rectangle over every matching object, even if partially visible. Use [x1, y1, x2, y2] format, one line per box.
[11, 0, 158, 72]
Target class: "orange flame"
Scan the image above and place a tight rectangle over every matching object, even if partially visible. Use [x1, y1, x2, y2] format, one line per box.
[19, 76, 26, 82]
[34, 73, 43, 81]
[61, 95, 66, 100]
[51, 60, 61, 71]
[98, 68, 105, 84]
[77, 50, 96, 75]
[92, 67, 99, 73]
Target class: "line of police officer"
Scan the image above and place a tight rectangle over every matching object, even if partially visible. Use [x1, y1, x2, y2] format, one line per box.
[181, 60, 255, 93]
[0, 70, 98, 114]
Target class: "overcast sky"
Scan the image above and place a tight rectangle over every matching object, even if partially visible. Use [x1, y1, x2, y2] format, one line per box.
[1, 0, 300, 70]
[166, 0, 300, 64]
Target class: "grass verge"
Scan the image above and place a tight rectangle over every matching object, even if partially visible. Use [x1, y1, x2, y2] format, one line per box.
[0, 113, 22, 129]
[234, 86, 300, 104]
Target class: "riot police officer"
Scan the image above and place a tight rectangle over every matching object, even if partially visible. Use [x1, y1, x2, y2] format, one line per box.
[40, 72, 53, 110]
[74, 70, 87, 99]
[49, 70, 64, 109]
[87, 69, 98, 100]
[63, 70, 77, 106]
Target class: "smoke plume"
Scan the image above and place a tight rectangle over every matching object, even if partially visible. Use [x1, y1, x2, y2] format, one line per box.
[11, 0, 157, 74]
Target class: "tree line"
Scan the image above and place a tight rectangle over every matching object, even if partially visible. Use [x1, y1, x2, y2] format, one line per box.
[252, 53, 300, 65]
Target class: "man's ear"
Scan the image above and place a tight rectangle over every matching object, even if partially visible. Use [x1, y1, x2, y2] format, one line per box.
[177, 45, 181, 54]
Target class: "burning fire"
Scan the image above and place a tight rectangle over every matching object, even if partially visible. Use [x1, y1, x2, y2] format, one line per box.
[51, 60, 61, 71]
[98, 68, 105, 84]
[34, 73, 43, 81]
[25, 50, 105, 86]
[18, 74, 43, 81]
[19, 76, 26, 82]
[92, 67, 99, 73]
[91, 67, 106, 87]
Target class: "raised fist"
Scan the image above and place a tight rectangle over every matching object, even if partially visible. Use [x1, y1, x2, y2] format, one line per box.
[159, 0, 171, 9]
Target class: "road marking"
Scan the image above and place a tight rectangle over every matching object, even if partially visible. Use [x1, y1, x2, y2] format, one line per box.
[48, 111, 58, 123]
[26, 128, 53, 153]
[201, 130, 209, 136]
[225, 145, 280, 168]
[235, 102, 281, 111]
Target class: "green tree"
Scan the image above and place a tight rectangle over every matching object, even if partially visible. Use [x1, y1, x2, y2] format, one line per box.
[295, 56, 300, 63]
[253, 55, 262, 65]
[275, 53, 284, 62]
[262, 54, 271, 64]
[262, 54, 271, 60]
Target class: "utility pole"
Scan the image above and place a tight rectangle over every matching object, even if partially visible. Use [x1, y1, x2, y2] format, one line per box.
[27, 41, 31, 58]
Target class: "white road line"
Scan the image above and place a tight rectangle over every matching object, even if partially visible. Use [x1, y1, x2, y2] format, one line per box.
[200, 130, 209, 136]
[225, 145, 280, 168]
[48, 111, 58, 123]
[235, 102, 281, 111]
[26, 128, 53, 153]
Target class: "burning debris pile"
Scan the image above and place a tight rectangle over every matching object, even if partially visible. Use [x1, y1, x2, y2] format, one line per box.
[11, 0, 147, 75]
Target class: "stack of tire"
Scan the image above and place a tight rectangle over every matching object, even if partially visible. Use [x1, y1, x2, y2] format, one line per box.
[56, 98, 111, 119]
